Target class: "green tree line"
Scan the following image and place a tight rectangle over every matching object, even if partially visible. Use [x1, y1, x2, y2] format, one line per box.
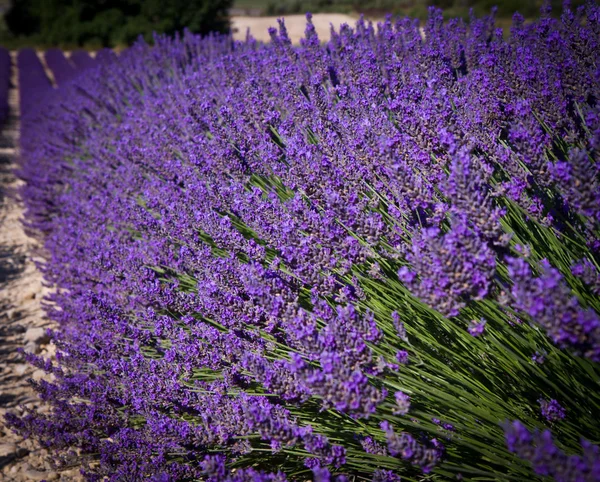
[3, 0, 232, 48]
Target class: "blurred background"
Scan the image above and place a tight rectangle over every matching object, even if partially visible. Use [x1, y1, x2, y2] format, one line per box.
[0, 0, 589, 49]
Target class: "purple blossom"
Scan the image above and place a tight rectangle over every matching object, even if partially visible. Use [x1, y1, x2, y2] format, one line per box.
[508, 257, 600, 361]
[312, 467, 331, 482]
[468, 318, 487, 337]
[400, 220, 497, 317]
[393, 391, 411, 415]
[539, 398, 566, 423]
[380, 421, 444, 473]
[395, 350, 409, 365]
[442, 423, 455, 432]
[571, 258, 600, 296]
[360, 437, 388, 456]
[0, 48, 9, 124]
[372, 469, 401, 482]
[503, 421, 600, 481]
[532, 351, 546, 364]
[549, 148, 600, 223]
[391, 311, 408, 342]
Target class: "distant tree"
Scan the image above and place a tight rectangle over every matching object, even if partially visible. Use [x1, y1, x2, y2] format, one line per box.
[4, 0, 232, 47]
[4, 0, 39, 37]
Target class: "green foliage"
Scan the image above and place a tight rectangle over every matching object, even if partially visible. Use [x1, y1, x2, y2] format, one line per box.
[3, 0, 232, 48]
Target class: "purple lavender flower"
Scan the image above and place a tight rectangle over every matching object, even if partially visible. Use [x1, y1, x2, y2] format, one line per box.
[532, 351, 546, 364]
[503, 420, 600, 481]
[380, 421, 443, 473]
[442, 423, 455, 432]
[538, 398, 566, 423]
[312, 466, 331, 482]
[360, 436, 388, 456]
[395, 350, 409, 365]
[508, 257, 600, 361]
[549, 148, 600, 223]
[571, 258, 600, 296]
[468, 318, 487, 337]
[393, 391, 411, 415]
[400, 220, 496, 317]
[391, 311, 408, 342]
[372, 469, 401, 482]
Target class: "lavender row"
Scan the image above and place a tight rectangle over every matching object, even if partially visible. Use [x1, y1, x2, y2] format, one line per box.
[70, 50, 96, 71]
[9, 4, 600, 481]
[94, 48, 117, 64]
[44, 48, 77, 87]
[0, 47, 11, 125]
[16, 49, 51, 118]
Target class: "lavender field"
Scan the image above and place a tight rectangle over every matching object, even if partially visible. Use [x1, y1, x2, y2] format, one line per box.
[2, 3, 600, 481]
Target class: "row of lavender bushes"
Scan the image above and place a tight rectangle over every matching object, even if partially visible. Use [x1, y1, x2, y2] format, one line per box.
[7, 3, 600, 481]
[17, 47, 115, 141]
[44, 49, 98, 87]
[17, 48, 110, 107]
[0, 47, 11, 125]
[16, 49, 51, 120]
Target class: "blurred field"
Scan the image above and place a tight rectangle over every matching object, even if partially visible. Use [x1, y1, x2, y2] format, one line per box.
[232, 13, 359, 43]
[231, 0, 585, 18]
[0, 0, 586, 49]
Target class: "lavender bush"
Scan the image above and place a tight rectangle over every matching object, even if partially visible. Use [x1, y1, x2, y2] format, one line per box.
[0, 47, 11, 125]
[44, 48, 77, 87]
[94, 48, 118, 65]
[7, 2, 600, 481]
[69, 50, 96, 71]
[16, 49, 51, 117]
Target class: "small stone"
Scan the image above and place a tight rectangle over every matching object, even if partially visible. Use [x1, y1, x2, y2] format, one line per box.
[9, 460, 30, 474]
[6, 308, 21, 320]
[13, 324, 26, 334]
[31, 369, 47, 382]
[13, 364, 29, 376]
[23, 341, 39, 354]
[41, 342, 57, 359]
[24, 468, 58, 481]
[59, 468, 79, 479]
[24, 327, 49, 345]
[0, 442, 17, 458]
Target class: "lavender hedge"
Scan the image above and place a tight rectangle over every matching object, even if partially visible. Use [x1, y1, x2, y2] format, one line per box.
[44, 48, 77, 87]
[8, 4, 600, 481]
[16, 49, 51, 118]
[0, 47, 11, 125]
[70, 50, 96, 71]
[94, 48, 117, 64]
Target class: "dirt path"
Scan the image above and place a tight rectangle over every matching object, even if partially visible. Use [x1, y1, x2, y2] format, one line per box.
[0, 54, 80, 482]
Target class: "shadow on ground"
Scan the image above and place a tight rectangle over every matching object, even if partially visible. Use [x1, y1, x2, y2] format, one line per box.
[0, 151, 25, 301]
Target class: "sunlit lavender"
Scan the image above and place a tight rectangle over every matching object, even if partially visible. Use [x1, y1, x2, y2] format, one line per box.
[6, 3, 600, 481]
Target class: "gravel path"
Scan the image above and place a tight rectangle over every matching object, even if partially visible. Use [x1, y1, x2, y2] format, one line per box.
[0, 53, 81, 482]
